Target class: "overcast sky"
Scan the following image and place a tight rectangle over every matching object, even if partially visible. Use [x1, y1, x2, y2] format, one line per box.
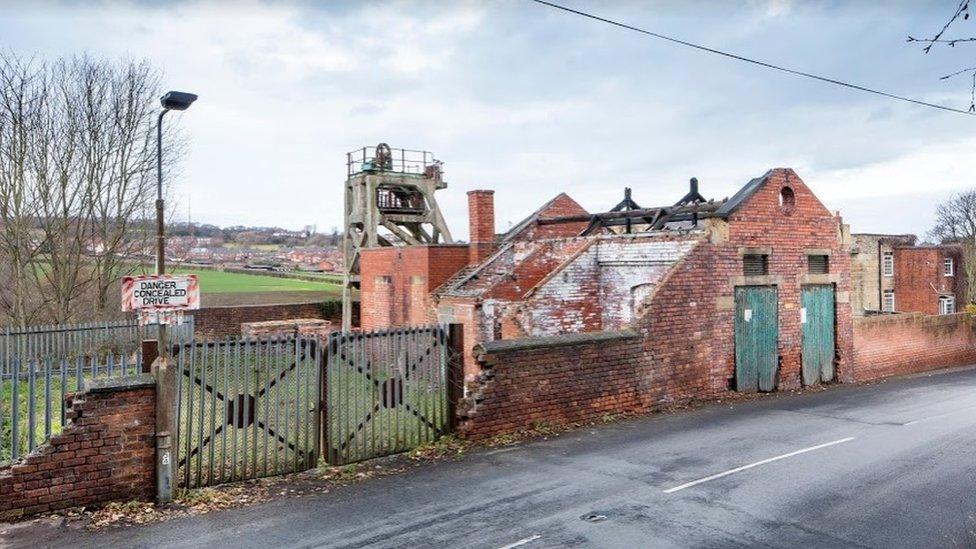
[3, 0, 974, 239]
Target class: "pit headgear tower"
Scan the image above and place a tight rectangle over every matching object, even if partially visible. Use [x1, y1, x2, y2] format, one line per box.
[342, 144, 454, 329]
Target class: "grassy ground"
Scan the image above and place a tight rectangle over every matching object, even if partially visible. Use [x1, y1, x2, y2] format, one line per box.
[169, 268, 341, 294]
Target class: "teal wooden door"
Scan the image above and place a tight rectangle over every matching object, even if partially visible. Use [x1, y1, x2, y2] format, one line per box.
[801, 285, 835, 385]
[734, 286, 779, 392]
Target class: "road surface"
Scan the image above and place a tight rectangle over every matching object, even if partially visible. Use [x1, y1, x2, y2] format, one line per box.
[12, 366, 976, 548]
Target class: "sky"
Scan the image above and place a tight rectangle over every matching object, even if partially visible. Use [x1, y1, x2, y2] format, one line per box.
[2, 0, 974, 240]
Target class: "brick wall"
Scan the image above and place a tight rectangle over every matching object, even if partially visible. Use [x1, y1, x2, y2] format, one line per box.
[633, 168, 855, 404]
[850, 234, 914, 315]
[852, 313, 976, 382]
[194, 301, 341, 339]
[360, 245, 469, 331]
[458, 331, 644, 439]
[506, 193, 589, 242]
[0, 375, 156, 521]
[894, 246, 963, 315]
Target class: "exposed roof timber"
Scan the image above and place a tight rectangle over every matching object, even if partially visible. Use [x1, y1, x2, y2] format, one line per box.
[609, 187, 642, 212]
[674, 177, 707, 206]
[569, 201, 726, 235]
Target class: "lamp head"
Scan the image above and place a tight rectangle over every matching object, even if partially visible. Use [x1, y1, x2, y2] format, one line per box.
[160, 91, 198, 111]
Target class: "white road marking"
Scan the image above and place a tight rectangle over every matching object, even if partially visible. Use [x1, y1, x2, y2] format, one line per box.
[496, 534, 542, 549]
[663, 437, 856, 494]
[901, 420, 919, 426]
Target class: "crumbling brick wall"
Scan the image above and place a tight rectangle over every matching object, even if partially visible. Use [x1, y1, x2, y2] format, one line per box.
[0, 375, 156, 521]
[634, 168, 855, 402]
[458, 331, 645, 439]
[852, 313, 976, 381]
[240, 318, 333, 339]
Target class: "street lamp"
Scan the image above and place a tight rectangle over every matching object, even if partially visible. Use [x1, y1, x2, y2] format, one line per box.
[156, 91, 197, 278]
[155, 90, 196, 505]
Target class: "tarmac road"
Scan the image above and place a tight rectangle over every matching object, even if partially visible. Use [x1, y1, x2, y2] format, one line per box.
[11, 366, 976, 549]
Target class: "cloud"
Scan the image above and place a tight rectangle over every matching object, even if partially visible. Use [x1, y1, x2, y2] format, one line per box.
[0, 0, 971, 241]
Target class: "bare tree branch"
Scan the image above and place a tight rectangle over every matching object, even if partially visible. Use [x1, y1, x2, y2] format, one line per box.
[909, 0, 975, 111]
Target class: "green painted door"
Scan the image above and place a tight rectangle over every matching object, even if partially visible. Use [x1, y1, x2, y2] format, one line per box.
[801, 285, 835, 385]
[734, 286, 779, 392]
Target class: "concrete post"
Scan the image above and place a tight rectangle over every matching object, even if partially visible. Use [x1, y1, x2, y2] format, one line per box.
[154, 354, 176, 503]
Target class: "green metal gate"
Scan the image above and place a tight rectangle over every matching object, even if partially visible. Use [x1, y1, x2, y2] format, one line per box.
[734, 286, 779, 392]
[175, 325, 455, 488]
[175, 338, 320, 489]
[324, 326, 450, 465]
[801, 285, 836, 385]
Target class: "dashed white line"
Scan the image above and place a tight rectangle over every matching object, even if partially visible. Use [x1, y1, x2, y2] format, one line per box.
[663, 436, 856, 494]
[496, 534, 542, 549]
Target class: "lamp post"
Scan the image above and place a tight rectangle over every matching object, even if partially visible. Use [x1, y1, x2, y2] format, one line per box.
[155, 90, 196, 504]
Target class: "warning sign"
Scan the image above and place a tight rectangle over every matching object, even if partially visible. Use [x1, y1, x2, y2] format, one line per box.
[122, 274, 200, 312]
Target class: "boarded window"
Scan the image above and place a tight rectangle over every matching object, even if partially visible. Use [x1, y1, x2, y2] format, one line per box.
[743, 254, 769, 276]
[807, 254, 829, 274]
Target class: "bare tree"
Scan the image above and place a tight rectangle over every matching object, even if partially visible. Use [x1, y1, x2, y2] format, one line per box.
[0, 54, 49, 326]
[908, 0, 976, 112]
[0, 52, 179, 325]
[929, 190, 976, 305]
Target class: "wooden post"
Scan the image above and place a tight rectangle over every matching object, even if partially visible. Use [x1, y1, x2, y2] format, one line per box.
[141, 339, 159, 374]
[446, 323, 464, 432]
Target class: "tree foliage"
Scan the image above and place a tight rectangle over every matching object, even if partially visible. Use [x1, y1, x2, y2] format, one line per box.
[929, 190, 976, 304]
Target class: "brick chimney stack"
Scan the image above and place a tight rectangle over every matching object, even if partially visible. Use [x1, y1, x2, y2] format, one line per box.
[467, 190, 496, 265]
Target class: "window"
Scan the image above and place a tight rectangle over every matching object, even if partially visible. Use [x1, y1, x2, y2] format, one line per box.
[939, 295, 956, 315]
[779, 186, 796, 214]
[944, 257, 954, 277]
[882, 290, 895, 313]
[807, 254, 829, 275]
[882, 252, 894, 277]
[743, 254, 769, 276]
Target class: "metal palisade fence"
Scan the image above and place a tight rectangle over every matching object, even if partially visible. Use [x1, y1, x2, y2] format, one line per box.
[1, 353, 139, 464]
[1, 317, 194, 376]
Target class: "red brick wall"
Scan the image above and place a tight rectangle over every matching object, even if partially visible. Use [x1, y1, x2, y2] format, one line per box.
[359, 245, 469, 330]
[458, 331, 644, 439]
[468, 190, 496, 265]
[894, 246, 963, 315]
[194, 302, 341, 339]
[0, 376, 156, 521]
[636, 168, 854, 404]
[852, 313, 976, 382]
[508, 193, 589, 242]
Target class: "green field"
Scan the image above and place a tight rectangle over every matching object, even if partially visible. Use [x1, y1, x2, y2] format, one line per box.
[170, 268, 341, 294]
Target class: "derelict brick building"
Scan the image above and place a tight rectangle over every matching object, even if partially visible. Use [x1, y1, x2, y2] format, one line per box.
[359, 161, 855, 397]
